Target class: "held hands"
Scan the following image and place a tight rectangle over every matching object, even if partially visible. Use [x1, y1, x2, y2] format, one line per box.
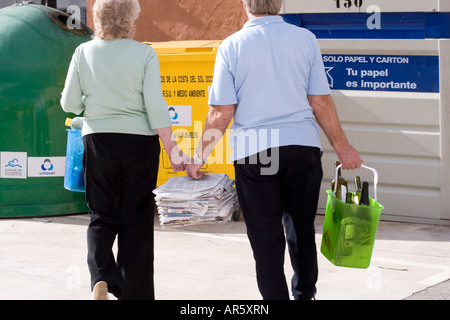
[186, 161, 208, 180]
[186, 151, 208, 180]
[169, 146, 190, 172]
[168, 146, 208, 179]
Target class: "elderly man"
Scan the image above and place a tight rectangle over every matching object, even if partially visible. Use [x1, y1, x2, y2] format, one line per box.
[187, 0, 362, 300]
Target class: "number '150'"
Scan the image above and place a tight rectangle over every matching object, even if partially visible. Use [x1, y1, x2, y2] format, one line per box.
[335, 0, 363, 8]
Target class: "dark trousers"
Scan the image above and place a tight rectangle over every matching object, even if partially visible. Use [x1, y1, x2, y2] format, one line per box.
[83, 133, 160, 300]
[234, 145, 323, 300]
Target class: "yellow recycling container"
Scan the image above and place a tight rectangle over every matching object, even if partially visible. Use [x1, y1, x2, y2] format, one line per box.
[145, 41, 235, 186]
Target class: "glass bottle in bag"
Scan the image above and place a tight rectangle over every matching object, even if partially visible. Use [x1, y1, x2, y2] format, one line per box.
[354, 176, 362, 205]
[360, 181, 370, 206]
[331, 161, 347, 200]
[340, 181, 348, 202]
[345, 192, 354, 204]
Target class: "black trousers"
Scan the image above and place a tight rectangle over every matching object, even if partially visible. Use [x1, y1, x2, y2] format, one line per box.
[83, 133, 160, 300]
[234, 145, 323, 300]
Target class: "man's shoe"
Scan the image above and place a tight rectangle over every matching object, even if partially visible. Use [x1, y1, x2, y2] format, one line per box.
[92, 281, 108, 300]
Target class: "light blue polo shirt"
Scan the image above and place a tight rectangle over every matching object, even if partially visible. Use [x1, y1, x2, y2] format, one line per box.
[208, 15, 331, 162]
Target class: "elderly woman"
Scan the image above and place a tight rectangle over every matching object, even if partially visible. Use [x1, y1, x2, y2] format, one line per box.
[61, 0, 187, 300]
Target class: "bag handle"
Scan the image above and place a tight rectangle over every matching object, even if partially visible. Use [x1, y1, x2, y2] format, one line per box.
[333, 164, 379, 200]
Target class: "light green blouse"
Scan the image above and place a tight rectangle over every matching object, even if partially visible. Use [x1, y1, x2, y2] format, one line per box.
[61, 39, 171, 136]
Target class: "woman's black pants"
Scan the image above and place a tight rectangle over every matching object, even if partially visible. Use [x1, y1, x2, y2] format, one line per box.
[234, 145, 323, 300]
[83, 133, 160, 300]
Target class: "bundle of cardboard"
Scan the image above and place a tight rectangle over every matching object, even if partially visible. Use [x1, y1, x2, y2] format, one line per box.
[153, 174, 239, 226]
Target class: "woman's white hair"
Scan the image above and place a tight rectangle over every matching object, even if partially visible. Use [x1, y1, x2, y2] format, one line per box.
[93, 0, 141, 40]
[243, 0, 283, 15]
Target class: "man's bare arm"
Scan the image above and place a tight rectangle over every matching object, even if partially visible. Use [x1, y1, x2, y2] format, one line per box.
[308, 94, 362, 170]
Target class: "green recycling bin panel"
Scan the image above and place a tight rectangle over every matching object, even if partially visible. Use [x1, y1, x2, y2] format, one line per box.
[0, 4, 93, 217]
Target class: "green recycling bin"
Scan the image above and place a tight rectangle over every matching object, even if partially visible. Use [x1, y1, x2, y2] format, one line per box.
[0, 4, 93, 217]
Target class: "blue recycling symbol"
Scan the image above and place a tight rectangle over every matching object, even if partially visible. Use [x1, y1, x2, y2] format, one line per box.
[41, 159, 54, 171]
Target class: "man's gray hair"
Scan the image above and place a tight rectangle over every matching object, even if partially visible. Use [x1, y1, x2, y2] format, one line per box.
[243, 0, 283, 15]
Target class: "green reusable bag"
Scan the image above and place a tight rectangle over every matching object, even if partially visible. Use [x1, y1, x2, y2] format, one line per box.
[321, 165, 384, 269]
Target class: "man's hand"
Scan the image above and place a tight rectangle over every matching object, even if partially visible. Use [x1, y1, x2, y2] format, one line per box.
[186, 162, 207, 180]
[335, 143, 363, 170]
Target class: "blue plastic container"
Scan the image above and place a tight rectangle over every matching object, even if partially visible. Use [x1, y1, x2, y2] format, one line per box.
[64, 129, 85, 192]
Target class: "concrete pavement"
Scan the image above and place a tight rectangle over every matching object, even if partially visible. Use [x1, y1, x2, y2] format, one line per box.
[0, 213, 449, 300]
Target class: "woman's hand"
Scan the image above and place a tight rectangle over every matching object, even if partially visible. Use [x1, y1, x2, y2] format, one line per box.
[169, 147, 190, 172]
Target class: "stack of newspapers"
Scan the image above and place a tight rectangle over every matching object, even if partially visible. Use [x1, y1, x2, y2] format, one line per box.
[153, 174, 239, 226]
